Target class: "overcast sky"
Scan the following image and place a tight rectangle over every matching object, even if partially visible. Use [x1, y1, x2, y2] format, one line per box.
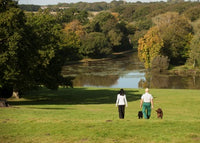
[18, 0, 159, 5]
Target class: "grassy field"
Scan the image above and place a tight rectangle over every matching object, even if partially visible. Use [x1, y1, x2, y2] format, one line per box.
[0, 87, 200, 143]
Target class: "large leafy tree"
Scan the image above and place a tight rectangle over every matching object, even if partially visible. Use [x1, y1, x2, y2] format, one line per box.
[89, 11, 131, 52]
[153, 12, 193, 65]
[25, 10, 66, 90]
[138, 26, 164, 69]
[80, 32, 112, 58]
[0, 1, 69, 97]
[0, 0, 35, 96]
[90, 11, 116, 33]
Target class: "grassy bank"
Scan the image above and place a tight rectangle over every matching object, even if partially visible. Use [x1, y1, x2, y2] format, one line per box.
[0, 88, 200, 143]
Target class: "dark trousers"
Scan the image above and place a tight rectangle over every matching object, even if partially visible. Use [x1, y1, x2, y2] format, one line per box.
[118, 105, 125, 119]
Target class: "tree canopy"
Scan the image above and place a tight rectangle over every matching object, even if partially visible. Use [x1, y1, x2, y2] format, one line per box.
[153, 12, 193, 65]
[1, 0, 200, 97]
[0, 0, 32, 95]
[0, 1, 72, 97]
[138, 26, 164, 69]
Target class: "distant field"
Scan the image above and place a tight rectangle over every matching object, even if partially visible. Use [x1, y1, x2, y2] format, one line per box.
[0, 87, 200, 143]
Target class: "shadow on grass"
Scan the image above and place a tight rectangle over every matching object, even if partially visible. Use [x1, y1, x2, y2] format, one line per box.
[9, 87, 142, 106]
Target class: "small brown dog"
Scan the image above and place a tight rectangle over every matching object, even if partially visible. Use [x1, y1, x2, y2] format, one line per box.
[156, 108, 163, 119]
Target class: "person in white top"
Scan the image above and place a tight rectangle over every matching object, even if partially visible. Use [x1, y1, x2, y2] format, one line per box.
[116, 89, 128, 119]
[140, 88, 154, 119]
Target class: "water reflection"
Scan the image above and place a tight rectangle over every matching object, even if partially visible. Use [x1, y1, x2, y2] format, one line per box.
[62, 52, 145, 88]
[62, 52, 200, 89]
[140, 74, 200, 89]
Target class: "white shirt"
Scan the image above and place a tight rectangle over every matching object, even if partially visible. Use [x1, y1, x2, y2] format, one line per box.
[116, 94, 128, 106]
[141, 92, 153, 103]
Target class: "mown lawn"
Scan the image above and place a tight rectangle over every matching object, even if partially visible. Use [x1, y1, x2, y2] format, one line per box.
[0, 87, 200, 143]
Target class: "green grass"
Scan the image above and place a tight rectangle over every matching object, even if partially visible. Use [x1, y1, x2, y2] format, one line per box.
[1, 87, 200, 143]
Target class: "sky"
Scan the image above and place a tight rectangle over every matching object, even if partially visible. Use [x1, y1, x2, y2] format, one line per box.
[18, 0, 157, 5]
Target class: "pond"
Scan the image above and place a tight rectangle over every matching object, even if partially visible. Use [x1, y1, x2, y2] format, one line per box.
[62, 52, 200, 89]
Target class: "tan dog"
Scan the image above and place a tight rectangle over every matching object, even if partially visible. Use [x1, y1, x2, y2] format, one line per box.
[156, 108, 163, 119]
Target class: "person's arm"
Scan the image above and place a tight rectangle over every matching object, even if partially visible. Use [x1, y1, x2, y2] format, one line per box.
[151, 99, 154, 109]
[140, 99, 143, 108]
[116, 95, 119, 107]
[124, 95, 128, 107]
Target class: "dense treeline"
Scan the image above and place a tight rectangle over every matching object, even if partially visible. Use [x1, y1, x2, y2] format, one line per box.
[44, 1, 200, 68]
[20, 1, 122, 12]
[132, 2, 200, 69]
[19, 4, 40, 11]
[1, 0, 200, 97]
[0, 0, 131, 97]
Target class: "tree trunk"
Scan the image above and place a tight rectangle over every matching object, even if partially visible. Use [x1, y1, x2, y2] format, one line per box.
[193, 59, 196, 68]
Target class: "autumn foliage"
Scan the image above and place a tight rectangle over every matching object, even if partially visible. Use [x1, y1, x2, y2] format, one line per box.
[138, 26, 164, 69]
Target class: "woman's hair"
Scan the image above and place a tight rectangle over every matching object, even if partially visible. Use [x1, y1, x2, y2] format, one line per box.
[119, 89, 125, 96]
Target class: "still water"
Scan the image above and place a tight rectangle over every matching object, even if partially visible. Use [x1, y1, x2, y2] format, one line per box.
[62, 52, 200, 89]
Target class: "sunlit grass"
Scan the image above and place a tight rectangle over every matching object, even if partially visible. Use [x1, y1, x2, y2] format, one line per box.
[0, 88, 200, 143]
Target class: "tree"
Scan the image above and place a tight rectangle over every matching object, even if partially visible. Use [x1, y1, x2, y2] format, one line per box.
[0, 1, 71, 98]
[121, 6, 135, 22]
[64, 20, 85, 39]
[56, 8, 76, 23]
[26, 10, 67, 90]
[63, 20, 84, 60]
[80, 32, 112, 58]
[132, 5, 151, 21]
[151, 56, 170, 72]
[56, 8, 88, 24]
[89, 12, 131, 52]
[153, 12, 193, 65]
[133, 18, 153, 31]
[189, 32, 200, 68]
[0, 0, 34, 97]
[90, 11, 116, 33]
[108, 29, 123, 48]
[138, 26, 164, 69]
[183, 5, 200, 21]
